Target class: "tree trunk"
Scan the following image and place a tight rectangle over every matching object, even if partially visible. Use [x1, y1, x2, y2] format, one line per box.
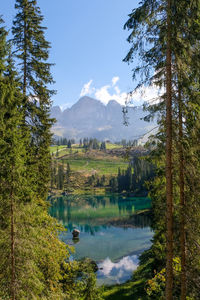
[178, 85, 186, 300]
[165, 0, 173, 298]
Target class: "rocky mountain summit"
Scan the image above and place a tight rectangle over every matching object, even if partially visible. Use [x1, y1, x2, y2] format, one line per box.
[51, 96, 156, 142]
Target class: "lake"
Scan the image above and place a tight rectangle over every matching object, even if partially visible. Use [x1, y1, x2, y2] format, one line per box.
[49, 194, 153, 285]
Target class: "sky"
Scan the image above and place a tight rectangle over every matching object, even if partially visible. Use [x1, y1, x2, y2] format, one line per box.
[1, 0, 156, 109]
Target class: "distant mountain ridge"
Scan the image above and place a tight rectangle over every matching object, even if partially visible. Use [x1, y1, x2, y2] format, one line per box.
[50, 96, 156, 142]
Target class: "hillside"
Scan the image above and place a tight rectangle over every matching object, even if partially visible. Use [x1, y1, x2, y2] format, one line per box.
[49, 143, 151, 196]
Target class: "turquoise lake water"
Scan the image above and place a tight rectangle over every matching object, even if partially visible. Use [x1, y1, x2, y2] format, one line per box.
[49, 194, 153, 285]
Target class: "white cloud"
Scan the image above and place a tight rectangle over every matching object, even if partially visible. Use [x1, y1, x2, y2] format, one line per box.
[129, 85, 163, 105]
[79, 78, 129, 105]
[97, 255, 139, 284]
[79, 78, 162, 107]
[94, 85, 112, 104]
[80, 79, 94, 97]
[112, 76, 119, 86]
[95, 85, 128, 105]
[114, 86, 120, 94]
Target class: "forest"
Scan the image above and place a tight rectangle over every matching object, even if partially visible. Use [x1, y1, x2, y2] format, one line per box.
[0, 0, 200, 300]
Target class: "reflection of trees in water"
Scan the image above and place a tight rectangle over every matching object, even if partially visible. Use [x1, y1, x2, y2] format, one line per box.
[130, 214, 151, 228]
[64, 194, 108, 208]
[82, 224, 101, 235]
[106, 212, 151, 229]
[49, 195, 151, 234]
[50, 194, 150, 213]
[67, 222, 103, 235]
[109, 195, 119, 205]
[118, 200, 133, 215]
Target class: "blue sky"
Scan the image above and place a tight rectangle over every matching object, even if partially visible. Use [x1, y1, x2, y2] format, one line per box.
[1, 0, 150, 109]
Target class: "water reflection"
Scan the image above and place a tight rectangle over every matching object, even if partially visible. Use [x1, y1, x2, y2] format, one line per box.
[97, 255, 139, 286]
[49, 194, 153, 284]
[49, 194, 151, 233]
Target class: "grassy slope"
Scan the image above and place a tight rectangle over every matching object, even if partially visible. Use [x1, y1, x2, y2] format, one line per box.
[50, 144, 82, 155]
[62, 158, 127, 176]
[50, 145, 66, 153]
[50, 143, 128, 193]
[102, 279, 148, 300]
[51, 144, 128, 176]
[105, 143, 122, 150]
[51, 143, 121, 154]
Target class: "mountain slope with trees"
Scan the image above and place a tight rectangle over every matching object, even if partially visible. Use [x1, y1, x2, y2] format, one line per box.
[49, 142, 153, 196]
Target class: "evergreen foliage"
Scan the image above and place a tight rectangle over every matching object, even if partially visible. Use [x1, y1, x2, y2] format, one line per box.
[12, 0, 55, 200]
[109, 157, 154, 194]
[0, 17, 7, 74]
[57, 163, 64, 190]
[124, 0, 200, 298]
[100, 141, 106, 150]
[0, 35, 67, 300]
[0, 5, 101, 300]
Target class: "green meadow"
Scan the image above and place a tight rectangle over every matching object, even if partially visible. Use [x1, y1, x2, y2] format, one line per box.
[50, 143, 128, 176]
[62, 158, 128, 175]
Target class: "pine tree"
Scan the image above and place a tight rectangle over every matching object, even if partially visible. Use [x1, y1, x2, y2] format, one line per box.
[100, 175, 106, 187]
[12, 0, 55, 200]
[109, 177, 118, 193]
[100, 141, 106, 150]
[57, 164, 64, 190]
[66, 162, 71, 183]
[165, 1, 173, 296]
[0, 38, 40, 299]
[124, 0, 200, 298]
[9, 1, 88, 298]
[0, 9, 101, 300]
[124, 0, 175, 295]
[67, 140, 72, 148]
[0, 36, 69, 300]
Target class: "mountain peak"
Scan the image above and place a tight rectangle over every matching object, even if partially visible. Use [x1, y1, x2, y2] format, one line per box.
[71, 96, 105, 111]
[78, 96, 102, 104]
[107, 100, 121, 107]
[51, 96, 156, 141]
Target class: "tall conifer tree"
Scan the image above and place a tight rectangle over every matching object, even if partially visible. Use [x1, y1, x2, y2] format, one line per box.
[0, 9, 101, 300]
[0, 50, 73, 299]
[12, 0, 55, 200]
[165, 1, 173, 297]
[0, 28, 40, 298]
[124, 0, 200, 298]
